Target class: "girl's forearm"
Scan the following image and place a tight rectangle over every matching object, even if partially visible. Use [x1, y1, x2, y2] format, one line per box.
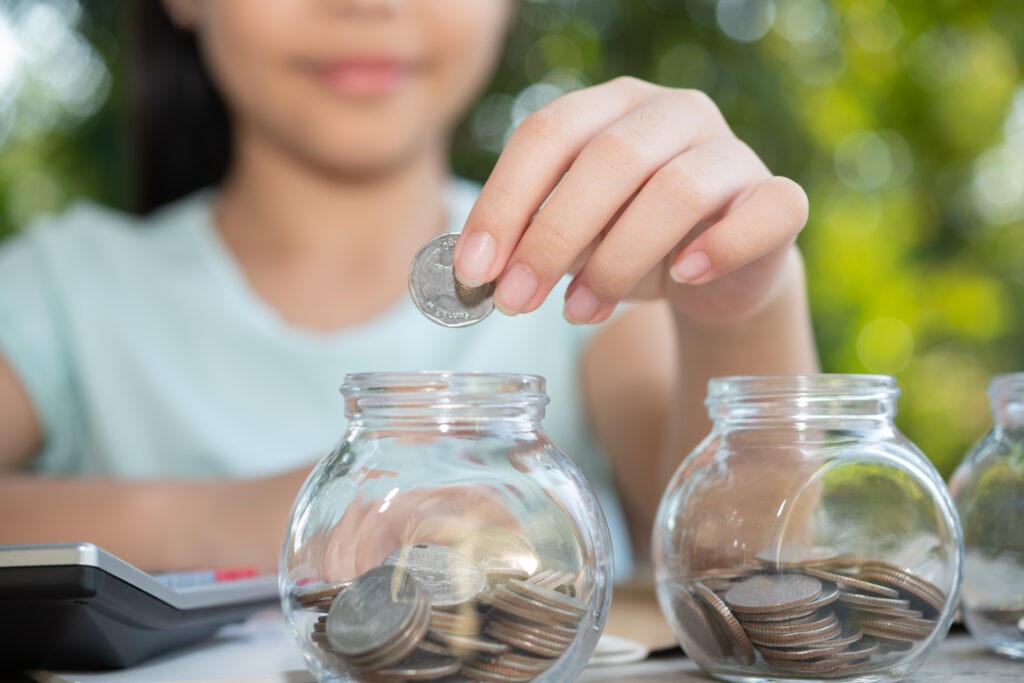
[0, 474, 286, 573]
[662, 248, 820, 486]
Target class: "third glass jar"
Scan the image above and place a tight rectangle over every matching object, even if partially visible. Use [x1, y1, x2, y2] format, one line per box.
[950, 372, 1024, 659]
[653, 375, 963, 682]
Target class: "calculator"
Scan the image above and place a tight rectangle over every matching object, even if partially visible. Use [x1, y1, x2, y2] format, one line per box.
[0, 542, 279, 670]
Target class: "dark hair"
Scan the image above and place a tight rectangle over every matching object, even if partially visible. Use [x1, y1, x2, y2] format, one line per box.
[129, 1, 231, 214]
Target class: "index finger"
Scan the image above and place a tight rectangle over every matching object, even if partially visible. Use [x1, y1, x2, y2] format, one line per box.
[452, 77, 653, 287]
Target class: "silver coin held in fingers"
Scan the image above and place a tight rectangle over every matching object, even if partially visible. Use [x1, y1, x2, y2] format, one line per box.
[409, 232, 495, 327]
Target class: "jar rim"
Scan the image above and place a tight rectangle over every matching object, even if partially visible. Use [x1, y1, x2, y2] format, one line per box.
[339, 371, 549, 416]
[707, 374, 898, 400]
[989, 372, 1024, 400]
[341, 371, 545, 395]
[705, 374, 900, 421]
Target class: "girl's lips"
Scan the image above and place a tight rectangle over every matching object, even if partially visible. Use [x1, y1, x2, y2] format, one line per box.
[317, 60, 417, 97]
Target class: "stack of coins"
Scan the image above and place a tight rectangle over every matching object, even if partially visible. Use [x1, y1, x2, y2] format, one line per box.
[667, 545, 949, 678]
[295, 543, 589, 682]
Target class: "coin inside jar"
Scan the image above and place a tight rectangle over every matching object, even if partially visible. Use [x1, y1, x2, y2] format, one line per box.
[408, 232, 495, 327]
[325, 565, 427, 660]
[307, 537, 589, 682]
[724, 574, 824, 614]
[383, 543, 486, 608]
[665, 547, 952, 680]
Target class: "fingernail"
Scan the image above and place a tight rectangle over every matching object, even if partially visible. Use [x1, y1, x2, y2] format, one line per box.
[564, 286, 600, 324]
[455, 232, 495, 285]
[671, 251, 711, 283]
[495, 264, 537, 314]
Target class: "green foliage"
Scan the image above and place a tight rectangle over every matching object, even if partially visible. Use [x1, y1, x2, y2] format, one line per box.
[2, 0, 1022, 478]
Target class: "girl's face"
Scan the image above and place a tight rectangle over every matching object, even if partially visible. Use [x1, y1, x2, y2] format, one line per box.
[165, 0, 513, 177]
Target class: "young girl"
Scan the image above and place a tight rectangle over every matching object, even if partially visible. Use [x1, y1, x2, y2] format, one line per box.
[0, 0, 817, 576]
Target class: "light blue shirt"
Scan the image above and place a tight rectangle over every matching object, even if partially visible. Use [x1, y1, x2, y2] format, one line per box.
[0, 179, 633, 577]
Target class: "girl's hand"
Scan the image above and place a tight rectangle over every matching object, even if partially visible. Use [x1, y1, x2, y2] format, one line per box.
[453, 77, 809, 326]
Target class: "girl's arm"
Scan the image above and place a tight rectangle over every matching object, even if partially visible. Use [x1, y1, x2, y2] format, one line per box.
[582, 248, 818, 554]
[0, 355, 304, 573]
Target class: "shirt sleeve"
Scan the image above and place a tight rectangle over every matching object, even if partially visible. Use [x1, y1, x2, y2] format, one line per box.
[0, 223, 81, 473]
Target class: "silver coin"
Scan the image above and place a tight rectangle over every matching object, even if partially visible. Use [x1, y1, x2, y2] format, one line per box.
[724, 574, 824, 614]
[409, 232, 495, 327]
[452, 528, 541, 577]
[384, 543, 487, 607]
[755, 545, 839, 568]
[365, 650, 462, 681]
[326, 565, 425, 658]
[483, 621, 567, 658]
[692, 583, 756, 664]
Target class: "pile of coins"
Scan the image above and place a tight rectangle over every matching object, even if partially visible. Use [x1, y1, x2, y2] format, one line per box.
[295, 543, 589, 682]
[668, 546, 949, 678]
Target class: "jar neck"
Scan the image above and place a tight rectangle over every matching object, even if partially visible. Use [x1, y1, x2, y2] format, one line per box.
[340, 372, 548, 428]
[989, 373, 1024, 430]
[706, 375, 899, 427]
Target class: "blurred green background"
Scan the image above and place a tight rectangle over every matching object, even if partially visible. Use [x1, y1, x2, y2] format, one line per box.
[0, 0, 1021, 477]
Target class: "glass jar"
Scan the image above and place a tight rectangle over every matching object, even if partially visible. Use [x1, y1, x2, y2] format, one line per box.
[949, 372, 1024, 659]
[652, 375, 963, 682]
[279, 372, 613, 683]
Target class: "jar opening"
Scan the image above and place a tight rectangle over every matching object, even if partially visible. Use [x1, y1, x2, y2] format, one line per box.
[989, 372, 1024, 427]
[340, 371, 548, 421]
[706, 374, 899, 421]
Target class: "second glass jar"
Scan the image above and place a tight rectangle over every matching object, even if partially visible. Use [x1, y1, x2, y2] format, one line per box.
[653, 375, 962, 682]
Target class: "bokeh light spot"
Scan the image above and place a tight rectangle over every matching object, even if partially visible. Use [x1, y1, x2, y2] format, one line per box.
[716, 0, 776, 43]
[971, 145, 1024, 226]
[774, 0, 828, 43]
[834, 130, 913, 192]
[856, 317, 914, 375]
[846, 2, 903, 54]
[939, 275, 1009, 340]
